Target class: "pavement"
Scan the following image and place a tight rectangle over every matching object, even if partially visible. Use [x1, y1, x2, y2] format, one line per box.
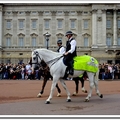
[0, 80, 120, 115]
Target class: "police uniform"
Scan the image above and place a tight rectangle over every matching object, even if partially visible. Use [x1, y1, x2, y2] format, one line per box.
[57, 40, 65, 54]
[64, 31, 77, 75]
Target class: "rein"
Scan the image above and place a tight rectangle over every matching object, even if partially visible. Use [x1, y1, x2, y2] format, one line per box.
[46, 55, 63, 68]
[32, 51, 64, 68]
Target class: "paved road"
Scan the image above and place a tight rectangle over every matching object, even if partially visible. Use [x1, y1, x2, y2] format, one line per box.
[0, 80, 120, 115]
[0, 94, 120, 115]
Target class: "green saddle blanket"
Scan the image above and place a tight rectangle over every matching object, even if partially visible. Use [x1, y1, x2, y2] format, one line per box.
[73, 55, 99, 73]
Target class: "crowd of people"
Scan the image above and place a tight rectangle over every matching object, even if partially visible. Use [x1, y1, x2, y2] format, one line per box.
[0, 62, 120, 80]
[0, 30, 120, 80]
[99, 63, 120, 80]
[0, 62, 42, 80]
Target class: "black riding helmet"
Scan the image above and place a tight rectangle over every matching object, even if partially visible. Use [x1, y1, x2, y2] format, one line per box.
[65, 31, 73, 36]
[57, 39, 62, 44]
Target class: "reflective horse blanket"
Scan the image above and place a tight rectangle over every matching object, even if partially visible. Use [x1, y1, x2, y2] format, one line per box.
[73, 55, 98, 73]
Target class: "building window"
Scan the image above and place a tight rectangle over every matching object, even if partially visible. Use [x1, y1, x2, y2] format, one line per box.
[106, 10, 113, 15]
[32, 20, 37, 29]
[19, 12, 24, 15]
[117, 11, 120, 15]
[117, 37, 120, 45]
[19, 53, 23, 55]
[106, 20, 111, 28]
[7, 12, 11, 14]
[6, 37, 11, 46]
[32, 11, 37, 14]
[84, 11, 88, 14]
[57, 11, 62, 14]
[84, 20, 88, 29]
[71, 19, 75, 29]
[84, 37, 88, 47]
[58, 19, 62, 29]
[45, 20, 49, 29]
[45, 11, 49, 14]
[19, 20, 24, 29]
[19, 37, 24, 46]
[70, 11, 75, 14]
[6, 20, 11, 29]
[106, 37, 112, 46]
[32, 37, 36, 46]
[117, 20, 120, 28]
[58, 37, 62, 41]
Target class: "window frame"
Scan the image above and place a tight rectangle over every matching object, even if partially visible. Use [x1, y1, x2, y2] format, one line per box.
[6, 20, 11, 29]
[106, 37, 112, 46]
[106, 20, 111, 29]
[6, 37, 11, 46]
[84, 20, 88, 29]
[44, 19, 50, 29]
[84, 37, 89, 47]
[19, 20, 24, 29]
[57, 19, 62, 29]
[70, 19, 76, 29]
[32, 19, 37, 29]
[19, 37, 24, 47]
[32, 37, 36, 46]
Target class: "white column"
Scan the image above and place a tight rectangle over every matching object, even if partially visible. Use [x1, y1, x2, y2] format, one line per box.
[0, 6, 2, 48]
[113, 10, 117, 45]
[51, 11, 56, 45]
[92, 9, 97, 48]
[102, 9, 106, 46]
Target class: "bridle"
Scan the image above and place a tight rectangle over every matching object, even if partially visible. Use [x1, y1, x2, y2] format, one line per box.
[30, 51, 42, 67]
[31, 51, 63, 68]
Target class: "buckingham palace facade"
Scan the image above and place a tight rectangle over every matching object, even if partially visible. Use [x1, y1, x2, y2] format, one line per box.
[0, 3, 120, 64]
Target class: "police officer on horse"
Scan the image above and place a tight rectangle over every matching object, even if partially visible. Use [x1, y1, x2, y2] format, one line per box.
[64, 31, 77, 76]
[57, 39, 65, 54]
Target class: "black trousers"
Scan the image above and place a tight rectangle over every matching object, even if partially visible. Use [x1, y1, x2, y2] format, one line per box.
[64, 53, 74, 69]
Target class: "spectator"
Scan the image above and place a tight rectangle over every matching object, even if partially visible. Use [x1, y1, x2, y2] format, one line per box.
[25, 62, 32, 80]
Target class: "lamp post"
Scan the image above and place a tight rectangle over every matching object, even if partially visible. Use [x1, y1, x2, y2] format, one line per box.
[44, 32, 51, 49]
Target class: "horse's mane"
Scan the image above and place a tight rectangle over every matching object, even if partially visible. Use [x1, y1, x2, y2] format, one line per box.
[35, 48, 62, 56]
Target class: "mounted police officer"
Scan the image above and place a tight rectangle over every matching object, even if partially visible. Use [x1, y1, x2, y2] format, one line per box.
[64, 31, 77, 75]
[57, 39, 65, 54]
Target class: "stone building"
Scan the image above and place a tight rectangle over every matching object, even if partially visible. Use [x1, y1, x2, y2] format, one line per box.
[0, 3, 120, 64]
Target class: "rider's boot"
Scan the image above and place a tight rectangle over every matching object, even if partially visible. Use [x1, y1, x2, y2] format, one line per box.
[68, 60, 74, 76]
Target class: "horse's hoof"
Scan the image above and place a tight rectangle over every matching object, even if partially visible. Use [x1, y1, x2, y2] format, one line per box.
[72, 92, 77, 96]
[72, 94, 76, 96]
[57, 93, 61, 97]
[45, 101, 50, 104]
[67, 99, 71, 102]
[85, 90, 87, 93]
[84, 99, 89, 102]
[100, 94, 103, 98]
[37, 93, 41, 98]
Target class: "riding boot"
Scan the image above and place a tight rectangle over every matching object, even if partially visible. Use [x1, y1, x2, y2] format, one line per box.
[69, 67, 74, 75]
[69, 60, 74, 76]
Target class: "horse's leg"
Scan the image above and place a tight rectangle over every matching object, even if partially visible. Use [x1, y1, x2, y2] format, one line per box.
[56, 83, 61, 97]
[85, 72, 94, 102]
[45, 76, 59, 104]
[37, 78, 48, 97]
[80, 76, 87, 93]
[59, 79, 71, 102]
[94, 71, 103, 98]
[72, 77, 79, 96]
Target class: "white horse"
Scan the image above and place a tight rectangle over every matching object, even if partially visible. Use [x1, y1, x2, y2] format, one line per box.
[31, 48, 103, 104]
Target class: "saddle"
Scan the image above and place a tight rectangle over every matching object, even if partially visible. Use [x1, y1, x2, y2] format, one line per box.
[63, 55, 99, 78]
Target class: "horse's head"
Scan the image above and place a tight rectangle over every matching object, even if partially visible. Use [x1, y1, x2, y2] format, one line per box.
[31, 50, 42, 73]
